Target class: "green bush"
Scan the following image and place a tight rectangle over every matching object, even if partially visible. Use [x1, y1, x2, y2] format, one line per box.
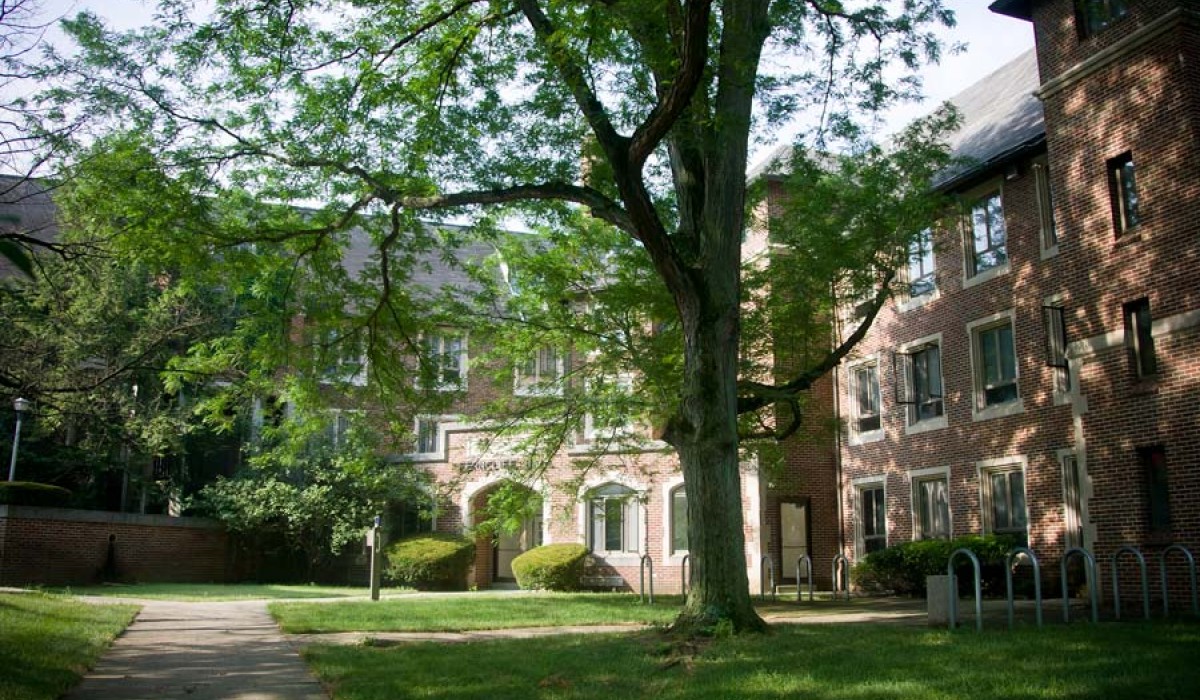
[0, 481, 72, 507]
[384, 533, 475, 590]
[511, 543, 588, 591]
[851, 534, 1022, 596]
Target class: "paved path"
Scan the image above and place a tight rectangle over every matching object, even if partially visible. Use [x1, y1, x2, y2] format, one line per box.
[63, 600, 328, 700]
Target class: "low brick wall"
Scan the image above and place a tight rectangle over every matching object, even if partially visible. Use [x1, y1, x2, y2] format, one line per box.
[0, 506, 230, 586]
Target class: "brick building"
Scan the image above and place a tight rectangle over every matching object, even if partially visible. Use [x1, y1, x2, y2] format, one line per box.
[815, 0, 1198, 596]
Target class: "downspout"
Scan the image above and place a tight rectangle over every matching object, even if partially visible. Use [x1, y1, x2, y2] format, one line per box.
[830, 280, 847, 558]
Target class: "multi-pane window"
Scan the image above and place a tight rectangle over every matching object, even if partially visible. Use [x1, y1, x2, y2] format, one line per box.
[1076, 0, 1129, 38]
[914, 475, 951, 540]
[975, 321, 1019, 408]
[415, 418, 440, 455]
[1044, 304, 1071, 394]
[966, 189, 1007, 277]
[907, 228, 936, 297]
[589, 484, 642, 555]
[859, 485, 887, 555]
[515, 347, 562, 395]
[670, 486, 688, 554]
[1108, 152, 1139, 235]
[1123, 298, 1157, 378]
[853, 363, 882, 434]
[1033, 161, 1057, 251]
[899, 344, 944, 423]
[985, 468, 1028, 535]
[421, 333, 466, 389]
[1138, 446, 1171, 535]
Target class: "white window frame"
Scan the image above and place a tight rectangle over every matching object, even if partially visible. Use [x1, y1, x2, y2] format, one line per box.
[977, 456, 1030, 536]
[514, 346, 565, 396]
[898, 228, 939, 312]
[325, 408, 361, 449]
[661, 476, 689, 560]
[418, 332, 468, 391]
[581, 372, 637, 443]
[898, 333, 947, 435]
[316, 332, 368, 387]
[967, 310, 1024, 421]
[852, 476, 887, 559]
[585, 482, 644, 559]
[909, 466, 952, 541]
[961, 181, 1010, 288]
[847, 356, 884, 445]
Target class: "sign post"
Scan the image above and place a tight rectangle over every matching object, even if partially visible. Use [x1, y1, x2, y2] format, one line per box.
[368, 515, 382, 601]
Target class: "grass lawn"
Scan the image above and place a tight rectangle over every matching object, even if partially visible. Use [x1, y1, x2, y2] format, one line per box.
[51, 582, 411, 601]
[302, 621, 1200, 699]
[271, 592, 683, 633]
[0, 592, 138, 700]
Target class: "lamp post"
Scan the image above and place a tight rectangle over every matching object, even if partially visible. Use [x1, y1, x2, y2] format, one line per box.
[8, 397, 30, 482]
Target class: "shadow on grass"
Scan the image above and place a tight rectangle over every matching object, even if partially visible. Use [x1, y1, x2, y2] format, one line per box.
[302, 621, 1200, 700]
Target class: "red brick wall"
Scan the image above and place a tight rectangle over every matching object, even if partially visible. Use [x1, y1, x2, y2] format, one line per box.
[0, 506, 229, 586]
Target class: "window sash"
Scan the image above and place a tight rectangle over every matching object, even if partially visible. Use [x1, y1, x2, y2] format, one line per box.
[1076, 0, 1129, 38]
[917, 477, 950, 539]
[671, 488, 688, 553]
[907, 229, 936, 297]
[979, 323, 1018, 406]
[860, 486, 887, 554]
[968, 192, 1007, 275]
[854, 364, 881, 432]
[591, 486, 640, 554]
[911, 346, 944, 420]
[416, 419, 440, 455]
[1108, 153, 1140, 234]
[1124, 299, 1157, 377]
[989, 470, 1027, 533]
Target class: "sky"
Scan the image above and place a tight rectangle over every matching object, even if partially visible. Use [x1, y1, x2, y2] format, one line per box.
[36, 0, 1036, 169]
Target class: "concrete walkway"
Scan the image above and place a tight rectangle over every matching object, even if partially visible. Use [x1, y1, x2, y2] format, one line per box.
[63, 600, 328, 700]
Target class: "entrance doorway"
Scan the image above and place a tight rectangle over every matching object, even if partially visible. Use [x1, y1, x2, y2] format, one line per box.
[494, 513, 543, 582]
[780, 500, 811, 582]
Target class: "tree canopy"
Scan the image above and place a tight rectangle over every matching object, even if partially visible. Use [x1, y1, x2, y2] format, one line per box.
[25, 0, 961, 632]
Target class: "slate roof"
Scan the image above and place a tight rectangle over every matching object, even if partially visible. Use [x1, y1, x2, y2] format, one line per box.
[749, 48, 1045, 192]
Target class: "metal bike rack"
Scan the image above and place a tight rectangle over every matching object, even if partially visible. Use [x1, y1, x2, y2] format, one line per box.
[1110, 546, 1150, 621]
[760, 555, 776, 601]
[796, 554, 815, 602]
[831, 553, 851, 601]
[1005, 547, 1043, 629]
[1061, 547, 1099, 624]
[639, 553, 654, 604]
[1159, 545, 1199, 618]
[680, 554, 692, 596]
[947, 548, 983, 631]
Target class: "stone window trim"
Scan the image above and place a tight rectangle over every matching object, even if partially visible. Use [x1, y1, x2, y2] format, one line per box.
[577, 474, 649, 564]
[976, 456, 1030, 536]
[909, 465, 952, 541]
[408, 414, 461, 462]
[846, 355, 885, 445]
[966, 310, 1025, 422]
[851, 475, 888, 559]
[896, 332, 948, 436]
[960, 180, 1010, 289]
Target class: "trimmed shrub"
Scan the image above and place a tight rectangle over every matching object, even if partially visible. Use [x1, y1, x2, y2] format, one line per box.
[511, 543, 588, 591]
[384, 533, 475, 590]
[851, 533, 1021, 596]
[0, 481, 72, 507]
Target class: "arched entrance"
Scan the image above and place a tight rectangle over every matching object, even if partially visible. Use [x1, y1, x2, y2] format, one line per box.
[468, 481, 544, 586]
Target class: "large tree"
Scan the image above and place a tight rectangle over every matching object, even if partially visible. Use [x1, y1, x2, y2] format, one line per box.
[34, 0, 957, 632]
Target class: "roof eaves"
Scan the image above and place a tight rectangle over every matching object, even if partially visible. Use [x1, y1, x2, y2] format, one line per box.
[989, 0, 1034, 21]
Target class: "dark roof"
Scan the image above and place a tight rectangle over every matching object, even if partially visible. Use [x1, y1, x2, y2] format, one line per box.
[749, 49, 1045, 193]
[932, 49, 1044, 189]
[989, 0, 1034, 21]
[0, 176, 59, 279]
[340, 222, 504, 299]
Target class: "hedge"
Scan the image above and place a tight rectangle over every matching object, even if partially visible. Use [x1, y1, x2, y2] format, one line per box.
[851, 534, 1022, 596]
[385, 533, 475, 590]
[511, 543, 589, 591]
[0, 481, 72, 507]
